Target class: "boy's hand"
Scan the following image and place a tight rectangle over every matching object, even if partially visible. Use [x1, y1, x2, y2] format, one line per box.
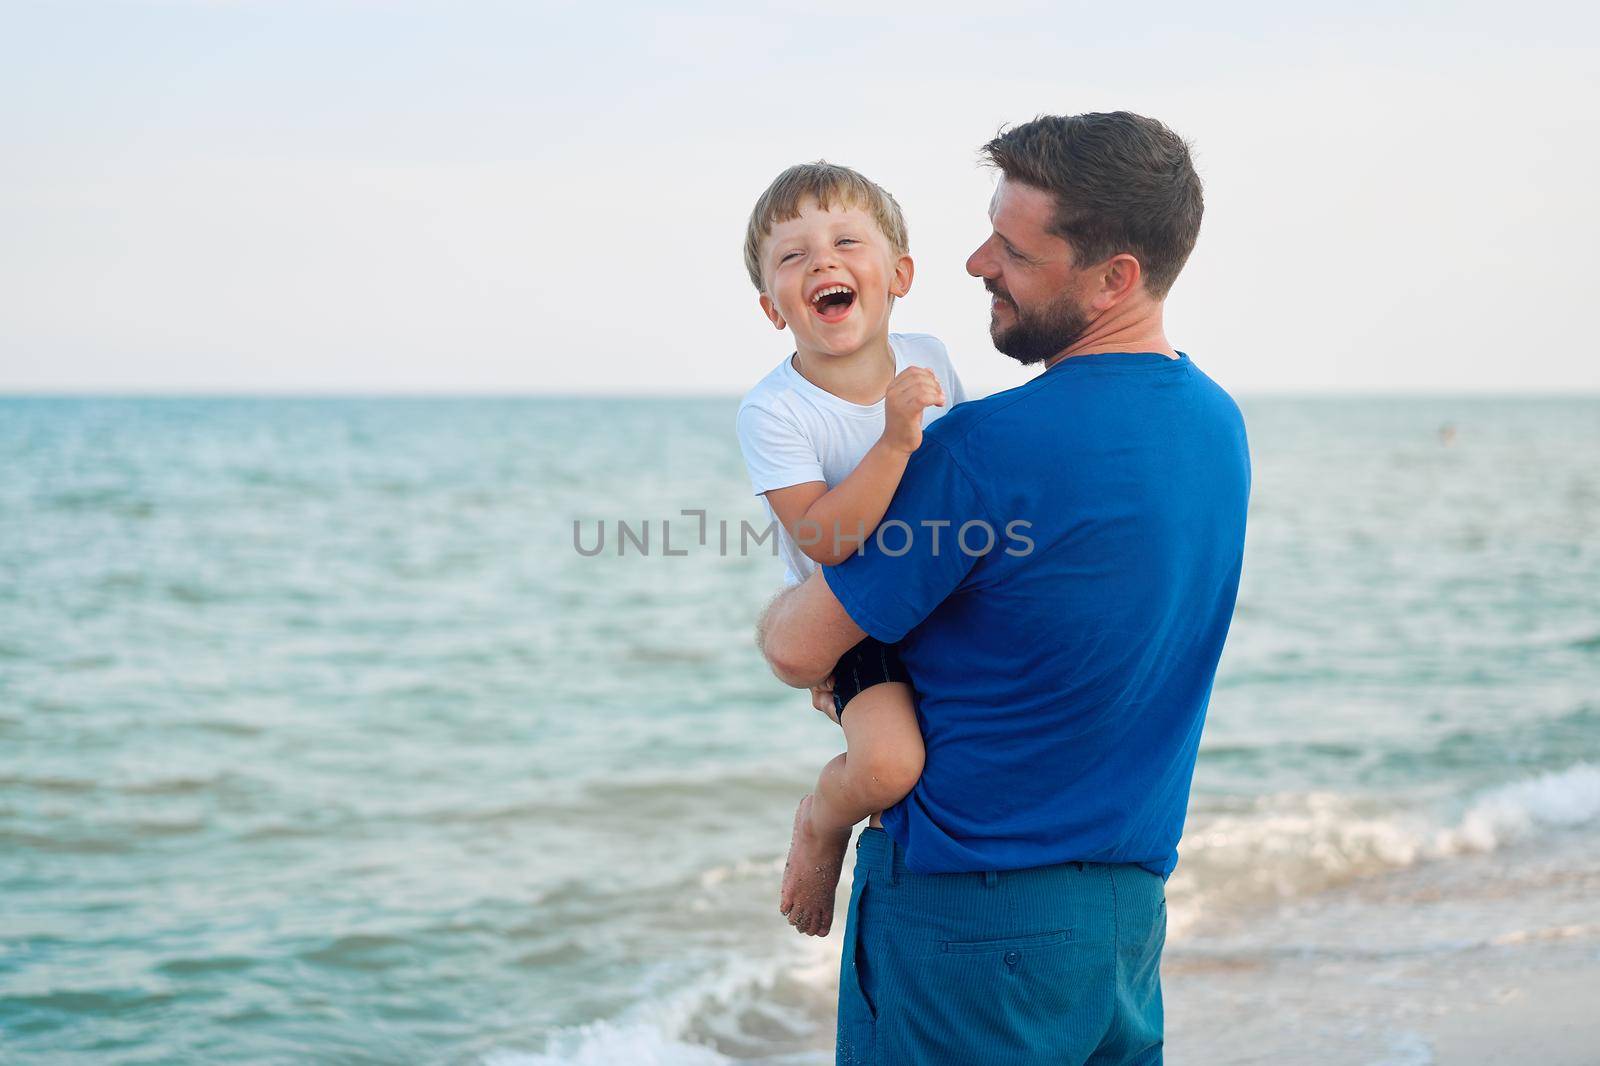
[882, 367, 946, 456]
[810, 676, 839, 722]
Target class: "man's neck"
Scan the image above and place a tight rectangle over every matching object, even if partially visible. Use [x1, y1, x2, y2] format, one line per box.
[1045, 302, 1177, 369]
[791, 335, 896, 405]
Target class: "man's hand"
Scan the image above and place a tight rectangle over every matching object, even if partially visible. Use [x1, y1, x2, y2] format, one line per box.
[881, 367, 946, 455]
[809, 675, 840, 723]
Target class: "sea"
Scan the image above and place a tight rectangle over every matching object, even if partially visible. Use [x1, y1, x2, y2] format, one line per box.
[1, 394, 1597, 1065]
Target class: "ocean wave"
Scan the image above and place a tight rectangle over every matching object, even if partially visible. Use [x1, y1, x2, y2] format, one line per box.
[120, 773, 235, 797]
[1170, 762, 1600, 937]
[483, 1024, 733, 1066]
[697, 856, 784, 890]
[154, 954, 260, 977]
[299, 932, 412, 972]
[483, 935, 834, 1066]
[0, 770, 240, 797]
[1567, 629, 1600, 650]
[0, 772, 100, 793]
[4, 987, 177, 1016]
[0, 827, 139, 854]
[1435, 762, 1600, 853]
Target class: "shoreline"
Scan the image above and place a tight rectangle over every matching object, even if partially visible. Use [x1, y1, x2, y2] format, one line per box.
[1163, 823, 1600, 1064]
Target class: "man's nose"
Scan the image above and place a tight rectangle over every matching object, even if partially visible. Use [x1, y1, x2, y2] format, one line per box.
[966, 242, 994, 278]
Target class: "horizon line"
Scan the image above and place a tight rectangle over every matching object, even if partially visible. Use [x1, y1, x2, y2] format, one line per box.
[2, 387, 1598, 401]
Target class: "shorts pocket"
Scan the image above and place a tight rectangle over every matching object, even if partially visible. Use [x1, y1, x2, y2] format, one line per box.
[846, 880, 879, 1017]
[942, 928, 1075, 955]
[836, 877, 877, 1064]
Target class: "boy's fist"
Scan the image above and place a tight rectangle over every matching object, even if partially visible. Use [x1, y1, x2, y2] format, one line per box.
[810, 676, 839, 722]
[882, 367, 945, 455]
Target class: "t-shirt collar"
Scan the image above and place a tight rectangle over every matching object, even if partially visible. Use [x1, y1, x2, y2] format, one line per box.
[1042, 350, 1189, 374]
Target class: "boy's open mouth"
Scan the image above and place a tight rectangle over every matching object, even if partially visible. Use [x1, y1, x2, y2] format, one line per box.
[810, 284, 856, 323]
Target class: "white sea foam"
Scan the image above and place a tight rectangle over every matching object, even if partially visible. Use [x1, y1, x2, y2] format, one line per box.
[484, 927, 836, 1066]
[1169, 762, 1600, 938]
[483, 1024, 732, 1066]
[1368, 1031, 1436, 1066]
[696, 855, 785, 890]
[1433, 762, 1600, 854]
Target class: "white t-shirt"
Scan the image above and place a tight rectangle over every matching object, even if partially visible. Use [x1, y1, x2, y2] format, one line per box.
[735, 332, 968, 584]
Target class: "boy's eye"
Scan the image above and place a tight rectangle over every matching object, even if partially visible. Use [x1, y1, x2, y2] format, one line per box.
[837, 237, 858, 246]
[780, 251, 801, 262]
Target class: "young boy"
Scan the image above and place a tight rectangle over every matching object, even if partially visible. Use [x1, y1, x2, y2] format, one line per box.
[735, 162, 966, 937]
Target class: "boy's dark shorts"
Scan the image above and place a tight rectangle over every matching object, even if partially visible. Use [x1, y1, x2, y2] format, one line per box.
[831, 636, 911, 721]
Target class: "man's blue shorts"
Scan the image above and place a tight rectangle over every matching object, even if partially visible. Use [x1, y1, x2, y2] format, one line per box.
[837, 828, 1166, 1065]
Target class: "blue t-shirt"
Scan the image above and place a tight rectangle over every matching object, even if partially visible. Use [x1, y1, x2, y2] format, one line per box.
[823, 351, 1250, 879]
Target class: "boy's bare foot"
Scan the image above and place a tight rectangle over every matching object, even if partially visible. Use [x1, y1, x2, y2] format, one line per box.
[779, 794, 852, 937]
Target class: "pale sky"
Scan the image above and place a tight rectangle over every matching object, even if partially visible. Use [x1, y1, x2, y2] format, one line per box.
[3, 1, 1597, 397]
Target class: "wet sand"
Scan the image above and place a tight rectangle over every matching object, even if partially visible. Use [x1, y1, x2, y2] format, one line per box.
[1163, 826, 1600, 1064]
[1424, 964, 1598, 1065]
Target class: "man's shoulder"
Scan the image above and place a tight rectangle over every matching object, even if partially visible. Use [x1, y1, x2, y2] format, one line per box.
[1183, 357, 1247, 424]
[924, 372, 1053, 452]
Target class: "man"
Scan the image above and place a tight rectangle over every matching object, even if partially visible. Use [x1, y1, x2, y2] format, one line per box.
[758, 112, 1250, 1065]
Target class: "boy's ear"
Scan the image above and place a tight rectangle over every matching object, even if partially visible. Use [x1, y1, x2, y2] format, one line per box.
[759, 292, 786, 330]
[889, 252, 914, 299]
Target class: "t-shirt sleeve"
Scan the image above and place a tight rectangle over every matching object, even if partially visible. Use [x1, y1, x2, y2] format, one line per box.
[947, 360, 969, 406]
[924, 335, 968, 407]
[735, 403, 826, 495]
[823, 438, 986, 643]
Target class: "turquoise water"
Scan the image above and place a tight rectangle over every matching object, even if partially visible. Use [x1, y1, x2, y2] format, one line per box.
[2, 395, 1598, 1064]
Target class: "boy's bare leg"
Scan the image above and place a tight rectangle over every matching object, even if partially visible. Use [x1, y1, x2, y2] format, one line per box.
[780, 682, 925, 937]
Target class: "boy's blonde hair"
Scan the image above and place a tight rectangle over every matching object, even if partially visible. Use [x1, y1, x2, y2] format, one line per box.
[743, 161, 910, 292]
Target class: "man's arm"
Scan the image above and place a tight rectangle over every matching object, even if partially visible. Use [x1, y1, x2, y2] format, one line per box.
[762, 425, 987, 690]
[757, 571, 865, 688]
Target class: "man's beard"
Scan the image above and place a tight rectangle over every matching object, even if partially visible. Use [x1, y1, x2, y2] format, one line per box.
[986, 282, 1093, 366]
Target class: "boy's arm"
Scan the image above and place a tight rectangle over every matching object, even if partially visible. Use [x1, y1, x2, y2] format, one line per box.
[764, 439, 909, 567]
[765, 367, 946, 567]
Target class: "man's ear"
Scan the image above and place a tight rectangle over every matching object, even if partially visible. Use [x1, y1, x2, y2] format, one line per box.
[889, 252, 915, 299]
[759, 292, 786, 330]
[1092, 253, 1143, 310]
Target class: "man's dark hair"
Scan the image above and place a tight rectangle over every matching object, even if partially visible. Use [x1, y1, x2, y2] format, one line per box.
[981, 112, 1203, 298]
